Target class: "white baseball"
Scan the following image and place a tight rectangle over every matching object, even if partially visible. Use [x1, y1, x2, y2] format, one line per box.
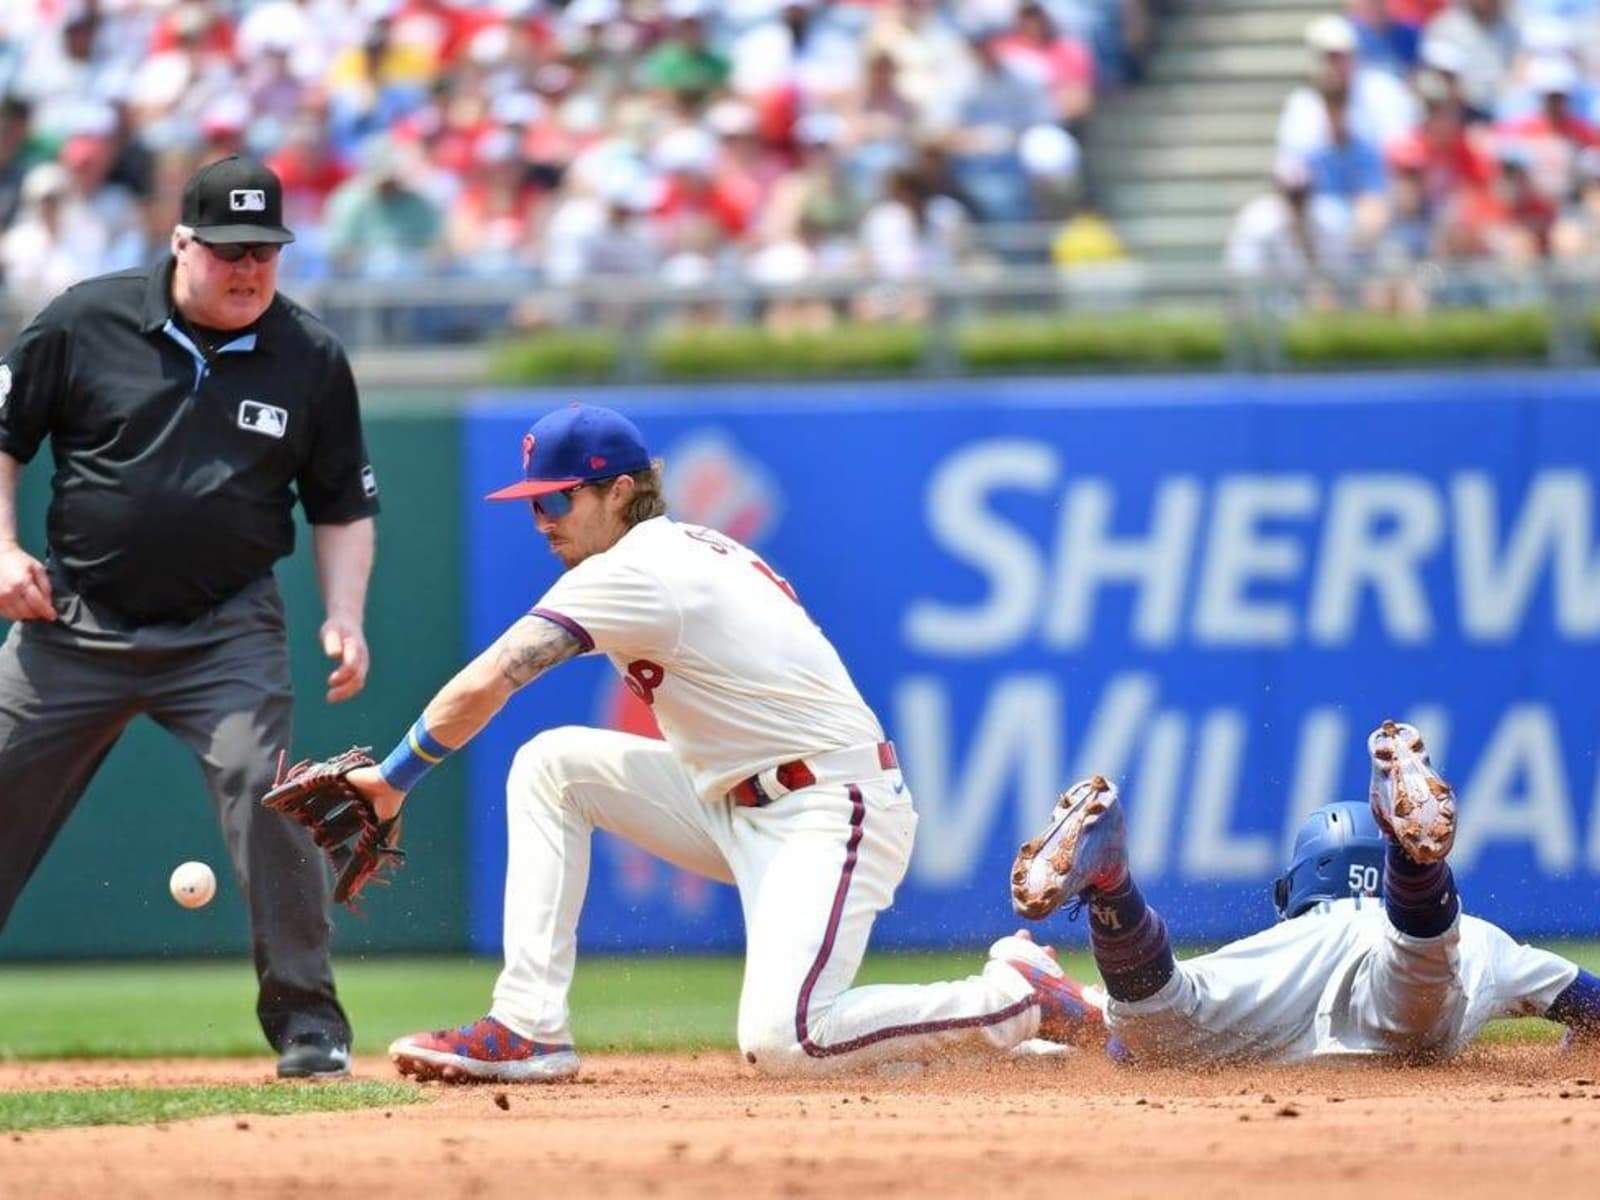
[169, 861, 217, 909]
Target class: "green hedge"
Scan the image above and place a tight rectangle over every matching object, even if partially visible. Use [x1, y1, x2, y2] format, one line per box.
[653, 323, 925, 377]
[481, 308, 1592, 382]
[486, 330, 619, 384]
[1282, 308, 1552, 364]
[958, 314, 1227, 368]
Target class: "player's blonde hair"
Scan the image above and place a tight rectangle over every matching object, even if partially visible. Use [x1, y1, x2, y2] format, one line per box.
[613, 458, 667, 527]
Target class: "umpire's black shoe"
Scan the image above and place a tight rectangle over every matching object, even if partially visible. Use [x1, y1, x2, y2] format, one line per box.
[277, 1032, 351, 1079]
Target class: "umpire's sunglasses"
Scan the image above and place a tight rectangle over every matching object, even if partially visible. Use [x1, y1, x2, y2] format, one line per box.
[197, 238, 281, 264]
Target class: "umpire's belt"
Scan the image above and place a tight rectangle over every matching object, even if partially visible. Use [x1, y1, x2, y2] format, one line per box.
[728, 741, 899, 808]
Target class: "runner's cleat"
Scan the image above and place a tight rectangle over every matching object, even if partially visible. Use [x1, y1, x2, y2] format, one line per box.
[1011, 775, 1127, 920]
[1367, 720, 1456, 864]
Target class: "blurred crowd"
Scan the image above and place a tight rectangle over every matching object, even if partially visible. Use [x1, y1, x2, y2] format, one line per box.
[0, 0, 1154, 331]
[1228, 1, 1600, 311]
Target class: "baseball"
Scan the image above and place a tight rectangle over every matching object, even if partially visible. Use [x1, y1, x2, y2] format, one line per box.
[169, 861, 216, 909]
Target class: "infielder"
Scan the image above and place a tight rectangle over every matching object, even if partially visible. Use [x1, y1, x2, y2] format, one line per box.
[336, 402, 1102, 1081]
[1011, 720, 1600, 1064]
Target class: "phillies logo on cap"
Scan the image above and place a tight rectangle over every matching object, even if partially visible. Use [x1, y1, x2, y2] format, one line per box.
[485, 402, 651, 502]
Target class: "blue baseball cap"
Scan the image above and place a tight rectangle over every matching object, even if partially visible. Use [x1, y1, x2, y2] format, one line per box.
[485, 402, 652, 501]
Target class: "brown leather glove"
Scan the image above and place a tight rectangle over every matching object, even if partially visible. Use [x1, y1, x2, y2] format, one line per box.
[261, 747, 404, 908]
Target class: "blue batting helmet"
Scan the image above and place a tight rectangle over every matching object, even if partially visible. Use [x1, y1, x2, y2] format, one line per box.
[1272, 801, 1386, 919]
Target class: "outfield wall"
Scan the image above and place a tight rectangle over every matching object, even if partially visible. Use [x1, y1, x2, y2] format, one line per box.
[464, 374, 1600, 953]
[2, 408, 471, 958]
[6, 371, 1600, 959]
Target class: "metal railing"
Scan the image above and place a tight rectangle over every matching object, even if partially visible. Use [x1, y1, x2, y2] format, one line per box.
[300, 259, 1218, 350]
[5, 258, 1599, 376]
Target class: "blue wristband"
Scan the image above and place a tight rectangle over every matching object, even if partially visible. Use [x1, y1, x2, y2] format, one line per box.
[378, 717, 453, 793]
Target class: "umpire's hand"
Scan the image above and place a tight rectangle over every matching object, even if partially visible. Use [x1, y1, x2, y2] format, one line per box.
[320, 618, 370, 704]
[0, 543, 56, 622]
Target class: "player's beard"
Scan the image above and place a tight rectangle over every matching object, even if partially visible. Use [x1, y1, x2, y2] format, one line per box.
[547, 536, 579, 569]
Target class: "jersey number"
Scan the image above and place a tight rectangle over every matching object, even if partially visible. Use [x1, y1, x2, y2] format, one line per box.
[626, 659, 666, 706]
[1348, 864, 1380, 895]
[751, 559, 799, 604]
[685, 527, 800, 604]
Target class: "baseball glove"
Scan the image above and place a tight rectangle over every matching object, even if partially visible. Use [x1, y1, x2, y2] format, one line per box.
[261, 747, 404, 908]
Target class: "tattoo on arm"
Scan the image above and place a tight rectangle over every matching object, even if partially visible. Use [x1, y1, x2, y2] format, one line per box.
[494, 616, 584, 690]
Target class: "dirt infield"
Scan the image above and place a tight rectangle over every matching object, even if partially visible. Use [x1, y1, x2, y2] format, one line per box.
[4, 1045, 1600, 1199]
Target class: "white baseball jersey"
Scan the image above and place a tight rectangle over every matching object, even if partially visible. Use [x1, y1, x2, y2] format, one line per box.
[530, 516, 883, 799]
[1107, 899, 1579, 1065]
[492, 519, 1044, 1072]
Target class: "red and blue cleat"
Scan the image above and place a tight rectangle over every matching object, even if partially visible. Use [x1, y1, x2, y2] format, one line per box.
[990, 931, 1108, 1049]
[389, 1015, 580, 1083]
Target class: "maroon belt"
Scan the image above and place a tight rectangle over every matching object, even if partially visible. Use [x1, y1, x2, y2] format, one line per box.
[729, 741, 899, 808]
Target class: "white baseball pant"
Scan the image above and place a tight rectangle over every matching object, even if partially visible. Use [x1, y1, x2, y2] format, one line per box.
[488, 726, 1040, 1074]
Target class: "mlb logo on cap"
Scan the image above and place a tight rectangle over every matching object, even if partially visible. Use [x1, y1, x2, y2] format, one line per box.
[180, 156, 295, 245]
[486, 403, 651, 501]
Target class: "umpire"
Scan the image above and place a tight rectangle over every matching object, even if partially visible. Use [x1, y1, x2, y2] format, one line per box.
[0, 156, 379, 1077]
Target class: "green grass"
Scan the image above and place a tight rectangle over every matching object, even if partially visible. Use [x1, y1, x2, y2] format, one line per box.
[1, 944, 1594, 1061]
[0, 952, 1091, 1060]
[0, 1082, 422, 1133]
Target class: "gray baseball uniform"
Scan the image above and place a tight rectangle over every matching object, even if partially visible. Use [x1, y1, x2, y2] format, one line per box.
[1106, 899, 1578, 1064]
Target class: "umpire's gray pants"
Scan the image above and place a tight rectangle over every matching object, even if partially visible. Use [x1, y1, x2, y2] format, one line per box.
[0, 577, 349, 1051]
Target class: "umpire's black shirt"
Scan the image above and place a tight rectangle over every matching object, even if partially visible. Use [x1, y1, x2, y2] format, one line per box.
[0, 258, 380, 626]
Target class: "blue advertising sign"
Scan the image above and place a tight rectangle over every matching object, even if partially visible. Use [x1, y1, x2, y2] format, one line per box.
[463, 373, 1600, 955]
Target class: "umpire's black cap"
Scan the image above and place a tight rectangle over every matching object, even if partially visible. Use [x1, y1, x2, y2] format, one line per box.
[180, 156, 295, 244]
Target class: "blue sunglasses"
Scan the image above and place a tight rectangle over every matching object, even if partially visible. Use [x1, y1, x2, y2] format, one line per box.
[531, 482, 593, 519]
